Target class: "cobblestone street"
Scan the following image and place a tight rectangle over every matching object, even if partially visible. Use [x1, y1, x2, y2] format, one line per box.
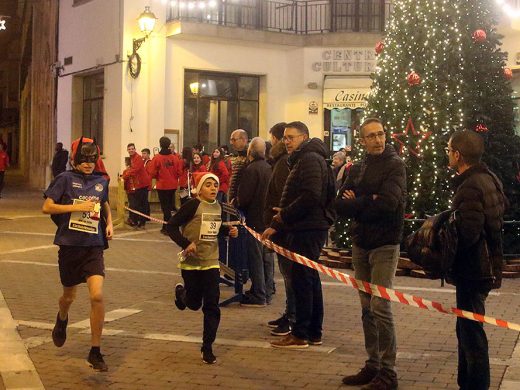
[1, 186, 519, 389]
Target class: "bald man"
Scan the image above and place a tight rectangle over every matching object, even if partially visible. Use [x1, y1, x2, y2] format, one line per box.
[228, 129, 249, 203]
[237, 138, 273, 306]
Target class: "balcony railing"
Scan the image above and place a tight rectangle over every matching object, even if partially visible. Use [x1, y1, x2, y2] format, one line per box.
[167, 0, 392, 34]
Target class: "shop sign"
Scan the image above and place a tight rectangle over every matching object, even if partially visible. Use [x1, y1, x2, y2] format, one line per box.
[312, 48, 376, 74]
[323, 88, 370, 109]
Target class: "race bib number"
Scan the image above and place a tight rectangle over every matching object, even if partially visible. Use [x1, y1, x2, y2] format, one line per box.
[199, 213, 222, 241]
[68, 199, 101, 234]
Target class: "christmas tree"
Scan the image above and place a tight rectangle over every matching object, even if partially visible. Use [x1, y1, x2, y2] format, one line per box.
[333, 0, 520, 252]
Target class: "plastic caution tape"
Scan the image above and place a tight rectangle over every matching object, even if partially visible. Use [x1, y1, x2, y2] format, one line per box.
[244, 226, 520, 333]
[124, 205, 520, 332]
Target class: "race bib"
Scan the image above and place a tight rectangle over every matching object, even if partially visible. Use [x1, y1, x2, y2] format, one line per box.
[68, 199, 101, 234]
[199, 213, 222, 241]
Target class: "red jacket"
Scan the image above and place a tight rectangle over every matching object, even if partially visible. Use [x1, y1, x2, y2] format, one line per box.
[178, 161, 207, 188]
[210, 160, 229, 194]
[0, 151, 9, 171]
[147, 153, 180, 190]
[122, 153, 149, 190]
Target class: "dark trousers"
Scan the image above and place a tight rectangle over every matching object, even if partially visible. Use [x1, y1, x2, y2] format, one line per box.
[456, 283, 490, 390]
[286, 230, 328, 340]
[128, 187, 149, 225]
[181, 268, 221, 349]
[157, 189, 176, 223]
[0, 171, 4, 195]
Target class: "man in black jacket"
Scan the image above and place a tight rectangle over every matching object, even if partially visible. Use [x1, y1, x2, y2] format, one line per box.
[263, 121, 332, 349]
[335, 118, 406, 390]
[238, 137, 273, 306]
[447, 130, 506, 390]
[52, 142, 69, 178]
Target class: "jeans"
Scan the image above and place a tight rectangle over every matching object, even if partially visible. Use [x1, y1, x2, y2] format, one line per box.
[456, 282, 490, 390]
[286, 230, 328, 340]
[246, 232, 275, 303]
[157, 189, 175, 223]
[181, 268, 221, 349]
[127, 187, 149, 226]
[352, 243, 399, 373]
[272, 233, 296, 323]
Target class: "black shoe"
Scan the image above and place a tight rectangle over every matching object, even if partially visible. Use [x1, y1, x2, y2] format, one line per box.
[270, 320, 291, 336]
[268, 314, 287, 328]
[86, 349, 108, 372]
[125, 219, 137, 227]
[360, 369, 398, 390]
[174, 283, 186, 310]
[201, 347, 217, 364]
[342, 365, 379, 386]
[51, 313, 68, 347]
[240, 295, 266, 307]
[308, 337, 322, 345]
[160, 227, 169, 235]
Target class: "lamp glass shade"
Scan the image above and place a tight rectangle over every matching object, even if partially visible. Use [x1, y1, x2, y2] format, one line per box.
[189, 82, 199, 95]
[138, 6, 157, 34]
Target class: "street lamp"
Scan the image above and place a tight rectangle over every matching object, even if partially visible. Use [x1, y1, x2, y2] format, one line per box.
[128, 6, 158, 78]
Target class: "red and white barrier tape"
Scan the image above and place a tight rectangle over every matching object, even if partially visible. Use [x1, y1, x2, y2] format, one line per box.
[124, 206, 520, 332]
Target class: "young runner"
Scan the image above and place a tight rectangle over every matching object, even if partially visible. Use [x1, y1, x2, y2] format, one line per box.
[42, 137, 113, 372]
[167, 172, 238, 364]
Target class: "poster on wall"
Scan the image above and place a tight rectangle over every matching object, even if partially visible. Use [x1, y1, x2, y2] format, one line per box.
[308, 101, 318, 114]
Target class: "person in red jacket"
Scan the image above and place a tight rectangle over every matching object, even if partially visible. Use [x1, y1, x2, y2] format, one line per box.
[209, 148, 229, 203]
[193, 144, 210, 166]
[122, 143, 149, 228]
[0, 143, 10, 198]
[148, 137, 180, 234]
[192, 153, 208, 174]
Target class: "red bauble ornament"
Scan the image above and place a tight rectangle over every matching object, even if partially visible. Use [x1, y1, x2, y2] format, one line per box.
[472, 29, 487, 43]
[407, 71, 421, 86]
[475, 123, 489, 133]
[375, 41, 384, 55]
[504, 67, 513, 80]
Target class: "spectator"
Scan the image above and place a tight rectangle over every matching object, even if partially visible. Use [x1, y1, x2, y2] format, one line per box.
[192, 152, 208, 174]
[228, 129, 249, 204]
[263, 121, 332, 349]
[446, 130, 506, 390]
[193, 143, 210, 166]
[263, 122, 294, 336]
[51, 142, 69, 178]
[178, 146, 194, 205]
[209, 148, 230, 203]
[0, 143, 9, 198]
[148, 137, 180, 234]
[238, 137, 273, 307]
[122, 143, 150, 228]
[335, 118, 406, 389]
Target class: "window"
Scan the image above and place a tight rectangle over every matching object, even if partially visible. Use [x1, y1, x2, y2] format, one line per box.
[183, 70, 259, 151]
[82, 72, 104, 150]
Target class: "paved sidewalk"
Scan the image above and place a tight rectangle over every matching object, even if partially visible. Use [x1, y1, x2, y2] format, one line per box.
[0, 185, 519, 389]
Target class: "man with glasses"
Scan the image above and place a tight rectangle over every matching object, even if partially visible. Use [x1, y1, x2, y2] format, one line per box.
[262, 121, 332, 349]
[335, 118, 406, 390]
[446, 130, 506, 390]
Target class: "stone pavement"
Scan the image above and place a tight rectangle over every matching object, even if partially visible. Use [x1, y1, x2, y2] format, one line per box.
[0, 184, 519, 389]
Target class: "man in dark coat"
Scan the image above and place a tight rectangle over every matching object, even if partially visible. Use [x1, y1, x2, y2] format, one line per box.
[335, 118, 406, 390]
[263, 122, 295, 335]
[447, 130, 506, 390]
[263, 121, 332, 349]
[238, 137, 273, 306]
[52, 142, 69, 178]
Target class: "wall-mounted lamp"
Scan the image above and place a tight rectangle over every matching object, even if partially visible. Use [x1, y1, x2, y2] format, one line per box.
[128, 6, 158, 79]
[189, 82, 199, 95]
[0, 15, 11, 31]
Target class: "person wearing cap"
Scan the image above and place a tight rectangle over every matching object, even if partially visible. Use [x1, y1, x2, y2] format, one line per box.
[166, 172, 238, 364]
[42, 137, 113, 372]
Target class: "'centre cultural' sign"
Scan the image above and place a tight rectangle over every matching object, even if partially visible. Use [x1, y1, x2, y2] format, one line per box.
[312, 48, 376, 74]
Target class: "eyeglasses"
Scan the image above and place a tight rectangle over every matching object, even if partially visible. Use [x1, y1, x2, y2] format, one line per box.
[363, 131, 386, 141]
[445, 147, 457, 155]
[282, 134, 304, 143]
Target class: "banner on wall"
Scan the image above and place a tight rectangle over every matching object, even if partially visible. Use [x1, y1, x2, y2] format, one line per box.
[323, 88, 370, 110]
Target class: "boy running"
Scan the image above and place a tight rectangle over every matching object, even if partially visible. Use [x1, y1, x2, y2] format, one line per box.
[167, 172, 238, 364]
[42, 137, 113, 371]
